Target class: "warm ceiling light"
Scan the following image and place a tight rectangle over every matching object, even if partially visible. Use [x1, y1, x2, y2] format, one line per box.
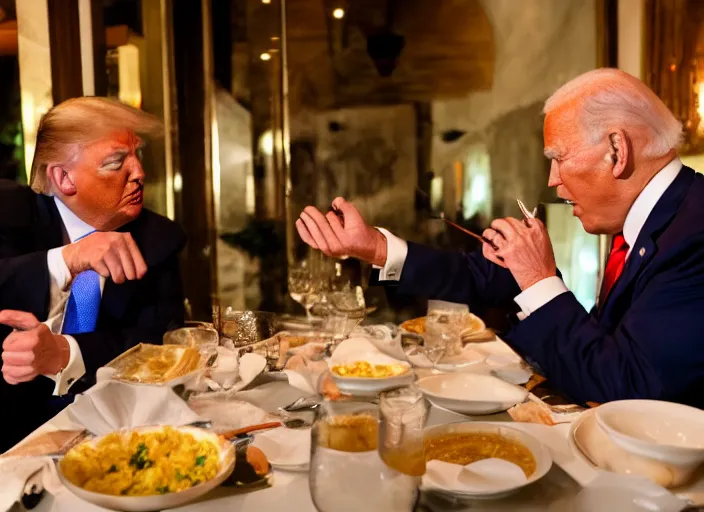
[260, 52, 271, 61]
[262, 0, 271, 3]
[332, 8, 345, 19]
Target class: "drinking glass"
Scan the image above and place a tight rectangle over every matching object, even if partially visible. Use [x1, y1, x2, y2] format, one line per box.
[378, 386, 428, 479]
[309, 396, 421, 512]
[163, 326, 219, 361]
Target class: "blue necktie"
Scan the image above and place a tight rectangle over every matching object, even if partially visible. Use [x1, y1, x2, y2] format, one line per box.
[62, 232, 101, 335]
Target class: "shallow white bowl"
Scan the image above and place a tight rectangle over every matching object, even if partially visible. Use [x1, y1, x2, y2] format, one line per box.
[422, 422, 552, 499]
[417, 373, 528, 415]
[332, 371, 414, 396]
[595, 400, 704, 467]
[58, 426, 235, 512]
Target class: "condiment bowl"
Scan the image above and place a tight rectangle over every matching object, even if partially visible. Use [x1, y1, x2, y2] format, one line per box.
[595, 400, 704, 467]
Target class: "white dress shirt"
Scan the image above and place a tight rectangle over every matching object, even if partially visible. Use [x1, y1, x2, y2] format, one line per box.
[43, 198, 106, 395]
[378, 157, 683, 316]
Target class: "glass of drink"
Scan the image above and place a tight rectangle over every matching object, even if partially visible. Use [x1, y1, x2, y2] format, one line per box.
[309, 395, 422, 512]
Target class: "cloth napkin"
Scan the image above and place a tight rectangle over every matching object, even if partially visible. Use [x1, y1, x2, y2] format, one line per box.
[0, 456, 62, 512]
[67, 380, 201, 435]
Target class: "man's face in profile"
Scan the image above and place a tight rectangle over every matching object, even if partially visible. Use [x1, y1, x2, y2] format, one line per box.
[70, 129, 145, 230]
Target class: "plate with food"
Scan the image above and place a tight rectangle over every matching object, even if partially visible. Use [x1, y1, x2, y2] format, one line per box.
[400, 314, 487, 340]
[421, 422, 552, 499]
[58, 426, 235, 511]
[328, 338, 413, 395]
[104, 344, 205, 387]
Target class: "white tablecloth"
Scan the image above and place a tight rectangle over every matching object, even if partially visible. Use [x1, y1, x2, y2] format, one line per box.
[13, 380, 601, 512]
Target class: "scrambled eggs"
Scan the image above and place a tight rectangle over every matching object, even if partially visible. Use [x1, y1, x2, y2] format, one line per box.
[331, 360, 408, 378]
[60, 427, 220, 496]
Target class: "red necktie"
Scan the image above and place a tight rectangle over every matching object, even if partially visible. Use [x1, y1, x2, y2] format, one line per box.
[601, 233, 629, 302]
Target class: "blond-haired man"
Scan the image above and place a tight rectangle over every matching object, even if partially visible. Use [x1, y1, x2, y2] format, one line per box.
[297, 68, 704, 408]
[0, 97, 186, 450]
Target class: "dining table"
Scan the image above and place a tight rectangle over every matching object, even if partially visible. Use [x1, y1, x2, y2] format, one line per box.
[13, 373, 595, 512]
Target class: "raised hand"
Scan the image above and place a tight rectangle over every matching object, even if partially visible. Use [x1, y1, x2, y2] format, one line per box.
[296, 197, 388, 266]
[62, 232, 148, 284]
[482, 217, 557, 290]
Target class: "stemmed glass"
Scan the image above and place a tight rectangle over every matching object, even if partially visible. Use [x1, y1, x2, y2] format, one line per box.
[288, 261, 324, 320]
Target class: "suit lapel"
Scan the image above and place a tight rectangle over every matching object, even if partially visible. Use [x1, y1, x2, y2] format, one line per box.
[600, 167, 695, 318]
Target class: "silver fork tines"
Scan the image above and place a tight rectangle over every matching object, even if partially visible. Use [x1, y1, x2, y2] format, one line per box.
[517, 199, 537, 220]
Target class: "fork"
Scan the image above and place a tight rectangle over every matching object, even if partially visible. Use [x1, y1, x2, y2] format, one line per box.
[516, 199, 538, 221]
[430, 212, 499, 251]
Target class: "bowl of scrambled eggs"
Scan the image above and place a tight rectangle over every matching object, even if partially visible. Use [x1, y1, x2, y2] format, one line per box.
[58, 426, 235, 511]
[328, 338, 413, 396]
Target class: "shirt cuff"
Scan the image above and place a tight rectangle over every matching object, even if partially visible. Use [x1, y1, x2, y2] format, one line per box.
[47, 247, 72, 292]
[514, 276, 569, 317]
[373, 227, 408, 281]
[43, 335, 86, 396]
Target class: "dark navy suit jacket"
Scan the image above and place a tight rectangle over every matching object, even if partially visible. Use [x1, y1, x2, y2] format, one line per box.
[380, 167, 704, 407]
[0, 181, 186, 451]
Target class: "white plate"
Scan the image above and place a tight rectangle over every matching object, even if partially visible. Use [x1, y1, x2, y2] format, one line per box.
[251, 427, 311, 471]
[417, 373, 528, 415]
[421, 422, 552, 499]
[595, 400, 704, 466]
[58, 426, 235, 512]
[569, 408, 698, 489]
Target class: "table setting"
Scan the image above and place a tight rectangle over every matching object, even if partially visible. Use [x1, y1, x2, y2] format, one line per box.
[4, 292, 704, 512]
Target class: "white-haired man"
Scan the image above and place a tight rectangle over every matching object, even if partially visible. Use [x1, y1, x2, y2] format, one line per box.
[0, 97, 186, 450]
[297, 68, 704, 407]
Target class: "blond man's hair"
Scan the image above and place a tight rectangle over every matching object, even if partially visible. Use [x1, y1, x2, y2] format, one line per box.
[30, 97, 163, 194]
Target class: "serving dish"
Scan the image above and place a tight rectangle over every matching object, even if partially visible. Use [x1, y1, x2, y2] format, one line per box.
[595, 400, 704, 466]
[104, 344, 205, 387]
[58, 426, 235, 512]
[421, 422, 552, 499]
[569, 407, 698, 489]
[417, 373, 528, 415]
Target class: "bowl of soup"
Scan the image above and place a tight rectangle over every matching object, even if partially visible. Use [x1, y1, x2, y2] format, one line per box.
[421, 422, 552, 498]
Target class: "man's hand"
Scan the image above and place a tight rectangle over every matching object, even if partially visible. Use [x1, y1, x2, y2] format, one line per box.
[62, 232, 147, 284]
[296, 197, 388, 266]
[0, 310, 70, 384]
[482, 217, 557, 290]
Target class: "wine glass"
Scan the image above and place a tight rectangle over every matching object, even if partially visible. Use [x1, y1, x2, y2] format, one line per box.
[288, 263, 323, 320]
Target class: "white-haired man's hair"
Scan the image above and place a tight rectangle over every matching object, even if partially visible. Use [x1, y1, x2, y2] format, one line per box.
[544, 68, 682, 158]
[30, 97, 163, 195]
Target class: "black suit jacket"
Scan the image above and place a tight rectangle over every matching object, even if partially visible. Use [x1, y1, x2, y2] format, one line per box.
[0, 180, 186, 451]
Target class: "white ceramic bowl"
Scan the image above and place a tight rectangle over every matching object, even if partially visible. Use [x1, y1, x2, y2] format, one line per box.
[595, 400, 704, 467]
[332, 371, 414, 396]
[422, 422, 552, 499]
[417, 373, 528, 415]
[58, 426, 236, 512]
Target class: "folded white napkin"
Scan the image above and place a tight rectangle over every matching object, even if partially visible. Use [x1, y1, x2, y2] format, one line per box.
[67, 381, 201, 435]
[0, 457, 61, 512]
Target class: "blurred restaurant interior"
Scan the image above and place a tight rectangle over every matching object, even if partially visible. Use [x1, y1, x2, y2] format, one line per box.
[1, 0, 704, 325]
